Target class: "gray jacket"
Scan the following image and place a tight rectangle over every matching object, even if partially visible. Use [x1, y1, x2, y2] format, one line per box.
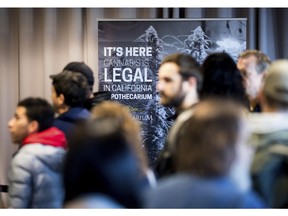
[8, 144, 66, 208]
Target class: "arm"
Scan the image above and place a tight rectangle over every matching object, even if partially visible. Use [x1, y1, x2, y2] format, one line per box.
[8, 152, 33, 208]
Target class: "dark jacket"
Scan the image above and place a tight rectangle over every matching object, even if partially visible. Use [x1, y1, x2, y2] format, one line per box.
[53, 107, 90, 138]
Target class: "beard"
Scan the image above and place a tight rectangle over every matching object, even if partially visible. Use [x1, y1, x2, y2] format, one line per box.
[160, 84, 186, 109]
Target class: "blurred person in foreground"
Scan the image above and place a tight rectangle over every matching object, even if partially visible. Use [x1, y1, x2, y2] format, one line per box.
[144, 99, 265, 208]
[248, 60, 288, 207]
[63, 118, 145, 208]
[91, 101, 156, 188]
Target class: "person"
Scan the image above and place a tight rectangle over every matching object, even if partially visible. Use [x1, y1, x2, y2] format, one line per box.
[62, 61, 111, 110]
[63, 118, 145, 208]
[7, 97, 67, 208]
[144, 99, 264, 208]
[247, 60, 288, 207]
[157, 53, 202, 119]
[201, 52, 249, 109]
[237, 50, 271, 112]
[91, 101, 156, 188]
[155, 53, 202, 178]
[50, 70, 91, 138]
[62, 61, 95, 97]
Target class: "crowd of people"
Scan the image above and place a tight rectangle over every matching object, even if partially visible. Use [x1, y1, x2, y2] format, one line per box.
[2, 49, 288, 208]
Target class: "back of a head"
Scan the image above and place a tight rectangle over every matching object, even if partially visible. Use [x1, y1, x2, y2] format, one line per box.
[161, 53, 203, 92]
[201, 52, 248, 108]
[91, 101, 141, 141]
[50, 71, 90, 108]
[174, 99, 247, 177]
[263, 59, 288, 110]
[91, 101, 148, 174]
[63, 118, 142, 208]
[63, 62, 95, 89]
[18, 97, 54, 132]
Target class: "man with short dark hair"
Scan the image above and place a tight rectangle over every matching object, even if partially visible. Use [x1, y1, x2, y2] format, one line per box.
[155, 53, 202, 177]
[62, 62, 111, 110]
[157, 53, 202, 117]
[50, 70, 91, 138]
[7, 97, 67, 208]
[62, 62, 95, 97]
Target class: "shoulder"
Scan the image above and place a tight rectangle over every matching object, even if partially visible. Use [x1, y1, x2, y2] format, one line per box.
[64, 194, 123, 208]
[13, 144, 65, 164]
[12, 145, 38, 165]
[240, 191, 266, 208]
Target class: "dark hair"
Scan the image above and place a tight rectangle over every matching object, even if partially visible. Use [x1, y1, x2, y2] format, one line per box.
[50, 71, 90, 107]
[84, 91, 112, 110]
[200, 52, 249, 108]
[174, 99, 244, 177]
[18, 97, 54, 132]
[63, 118, 143, 208]
[160, 53, 203, 93]
[238, 50, 271, 74]
[63, 62, 94, 92]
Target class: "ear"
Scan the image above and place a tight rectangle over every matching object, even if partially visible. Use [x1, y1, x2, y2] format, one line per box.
[57, 93, 65, 106]
[187, 76, 197, 89]
[28, 120, 39, 133]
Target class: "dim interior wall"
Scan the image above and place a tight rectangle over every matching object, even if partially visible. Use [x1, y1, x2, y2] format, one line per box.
[0, 9, 19, 207]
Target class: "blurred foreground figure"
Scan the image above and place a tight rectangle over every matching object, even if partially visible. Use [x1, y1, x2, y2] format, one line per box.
[63, 117, 145, 208]
[91, 101, 156, 188]
[248, 60, 288, 207]
[144, 99, 265, 208]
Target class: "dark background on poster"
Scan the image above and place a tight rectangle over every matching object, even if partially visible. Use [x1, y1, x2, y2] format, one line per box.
[98, 19, 246, 166]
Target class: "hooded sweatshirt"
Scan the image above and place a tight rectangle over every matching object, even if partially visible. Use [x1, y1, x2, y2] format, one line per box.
[8, 127, 67, 208]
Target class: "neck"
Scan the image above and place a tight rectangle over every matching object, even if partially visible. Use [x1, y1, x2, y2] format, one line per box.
[249, 97, 259, 111]
[57, 106, 70, 115]
[177, 92, 199, 113]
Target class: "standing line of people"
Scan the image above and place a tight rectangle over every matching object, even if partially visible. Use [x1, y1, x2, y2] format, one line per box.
[5, 48, 288, 208]
[6, 62, 152, 208]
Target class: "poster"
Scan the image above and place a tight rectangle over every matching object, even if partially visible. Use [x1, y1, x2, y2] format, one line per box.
[98, 19, 247, 166]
